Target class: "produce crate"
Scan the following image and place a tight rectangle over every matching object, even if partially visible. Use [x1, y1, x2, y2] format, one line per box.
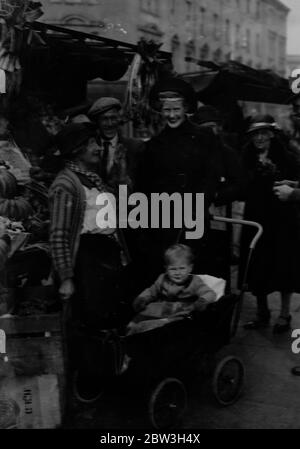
[0, 313, 65, 429]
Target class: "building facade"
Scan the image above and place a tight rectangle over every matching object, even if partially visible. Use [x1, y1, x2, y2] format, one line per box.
[287, 54, 300, 79]
[40, 0, 289, 75]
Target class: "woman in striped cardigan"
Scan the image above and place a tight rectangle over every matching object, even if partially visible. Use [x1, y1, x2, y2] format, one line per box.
[49, 122, 128, 326]
[49, 123, 130, 402]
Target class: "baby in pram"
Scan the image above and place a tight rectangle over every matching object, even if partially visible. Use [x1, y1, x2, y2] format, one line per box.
[127, 244, 217, 335]
[122, 244, 218, 375]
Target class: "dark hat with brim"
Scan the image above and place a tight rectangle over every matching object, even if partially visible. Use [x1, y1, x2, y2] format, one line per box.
[247, 114, 276, 134]
[150, 77, 197, 113]
[55, 123, 97, 158]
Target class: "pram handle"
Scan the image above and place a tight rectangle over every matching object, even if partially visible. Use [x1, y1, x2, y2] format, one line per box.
[213, 216, 263, 250]
[213, 216, 263, 338]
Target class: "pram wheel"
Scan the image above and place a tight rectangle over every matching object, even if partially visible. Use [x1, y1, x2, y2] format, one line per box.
[148, 378, 187, 429]
[72, 370, 104, 404]
[212, 356, 244, 405]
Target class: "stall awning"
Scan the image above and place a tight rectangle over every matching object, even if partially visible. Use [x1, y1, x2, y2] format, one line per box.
[182, 60, 292, 105]
[20, 21, 171, 108]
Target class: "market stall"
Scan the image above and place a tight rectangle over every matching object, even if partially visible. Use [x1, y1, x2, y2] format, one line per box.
[0, 2, 172, 428]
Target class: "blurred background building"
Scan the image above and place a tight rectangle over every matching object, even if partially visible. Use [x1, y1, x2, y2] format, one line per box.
[41, 0, 289, 76]
[287, 54, 300, 77]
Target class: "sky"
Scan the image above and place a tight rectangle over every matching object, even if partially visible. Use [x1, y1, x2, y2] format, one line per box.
[281, 0, 300, 54]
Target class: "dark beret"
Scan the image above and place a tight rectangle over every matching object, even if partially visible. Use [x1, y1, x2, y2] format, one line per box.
[55, 123, 97, 158]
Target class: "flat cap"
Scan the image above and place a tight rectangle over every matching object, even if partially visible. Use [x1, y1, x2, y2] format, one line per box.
[88, 97, 122, 118]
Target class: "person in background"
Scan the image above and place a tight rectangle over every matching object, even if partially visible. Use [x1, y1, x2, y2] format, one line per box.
[273, 178, 300, 375]
[239, 115, 300, 333]
[191, 105, 242, 206]
[191, 105, 243, 279]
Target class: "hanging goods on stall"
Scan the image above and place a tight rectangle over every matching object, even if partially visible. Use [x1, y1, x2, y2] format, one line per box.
[0, 0, 43, 96]
[124, 39, 173, 135]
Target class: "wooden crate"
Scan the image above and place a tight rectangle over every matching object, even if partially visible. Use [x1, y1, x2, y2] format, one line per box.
[0, 314, 65, 429]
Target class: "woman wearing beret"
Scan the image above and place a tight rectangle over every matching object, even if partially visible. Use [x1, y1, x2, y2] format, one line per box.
[239, 115, 300, 333]
[49, 123, 128, 402]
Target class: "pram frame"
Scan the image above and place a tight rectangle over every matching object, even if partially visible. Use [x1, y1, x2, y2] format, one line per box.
[69, 217, 263, 429]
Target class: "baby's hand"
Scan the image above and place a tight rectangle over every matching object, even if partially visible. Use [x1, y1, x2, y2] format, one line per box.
[194, 301, 209, 313]
[172, 309, 192, 318]
[133, 296, 149, 312]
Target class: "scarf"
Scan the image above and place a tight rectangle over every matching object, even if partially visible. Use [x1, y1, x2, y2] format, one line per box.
[65, 160, 109, 193]
[65, 160, 131, 264]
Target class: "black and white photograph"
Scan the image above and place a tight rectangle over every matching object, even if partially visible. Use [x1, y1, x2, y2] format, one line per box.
[0, 0, 300, 439]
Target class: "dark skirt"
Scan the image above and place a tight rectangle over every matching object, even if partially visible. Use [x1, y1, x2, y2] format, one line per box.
[238, 201, 300, 295]
[72, 233, 123, 329]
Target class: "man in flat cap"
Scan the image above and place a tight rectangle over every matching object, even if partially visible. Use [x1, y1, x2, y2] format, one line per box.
[88, 97, 144, 193]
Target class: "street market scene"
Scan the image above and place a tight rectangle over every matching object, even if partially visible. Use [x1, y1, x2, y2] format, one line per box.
[0, 0, 300, 432]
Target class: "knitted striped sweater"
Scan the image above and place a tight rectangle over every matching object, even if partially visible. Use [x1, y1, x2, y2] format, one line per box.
[49, 168, 86, 282]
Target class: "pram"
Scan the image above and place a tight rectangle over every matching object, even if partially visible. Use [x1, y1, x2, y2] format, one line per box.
[70, 217, 263, 429]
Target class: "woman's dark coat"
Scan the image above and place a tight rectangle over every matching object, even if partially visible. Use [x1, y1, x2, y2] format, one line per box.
[239, 136, 300, 295]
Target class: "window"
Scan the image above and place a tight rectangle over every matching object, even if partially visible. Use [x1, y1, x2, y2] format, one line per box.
[171, 35, 180, 56]
[246, 0, 250, 14]
[213, 48, 222, 63]
[278, 36, 286, 70]
[185, 40, 195, 71]
[246, 29, 251, 52]
[268, 31, 276, 60]
[200, 7, 206, 35]
[170, 0, 176, 14]
[200, 44, 209, 60]
[256, 34, 260, 56]
[225, 19, 230, 45]
[255, 0, 260, 19]
[213, 13, 219, 39]
[235, 24, 240, 49]
[186, 0, 192, 20]
[140, 0, 159, 15]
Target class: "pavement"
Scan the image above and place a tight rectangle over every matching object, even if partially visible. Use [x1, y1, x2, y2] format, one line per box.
[185, 288, 300, 429]
[65, 267, 300, 430]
